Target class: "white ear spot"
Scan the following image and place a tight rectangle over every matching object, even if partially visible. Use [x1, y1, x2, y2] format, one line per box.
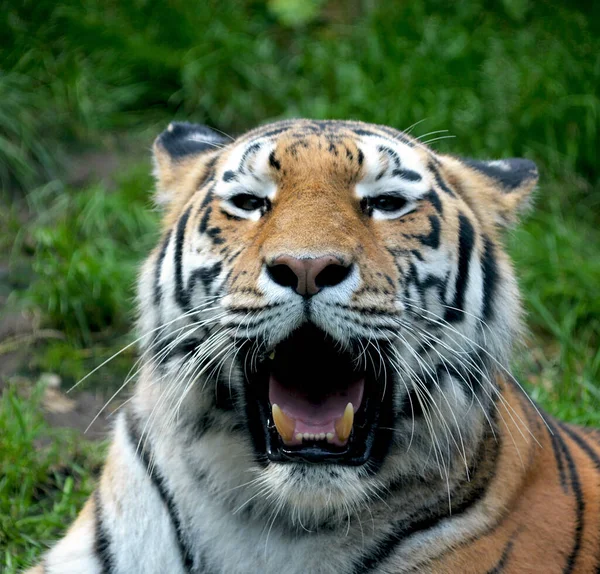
[167, 123, 175, 132]
[487, 160, 511, 172]
[187, 132, 223, 149]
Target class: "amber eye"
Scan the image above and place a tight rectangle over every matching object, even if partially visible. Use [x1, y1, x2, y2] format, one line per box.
[230, 194, 268, 211]
[363, 195, 408, 214]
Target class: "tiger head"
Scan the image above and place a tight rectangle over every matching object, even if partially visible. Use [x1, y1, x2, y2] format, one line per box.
[141, 119, 537, 526]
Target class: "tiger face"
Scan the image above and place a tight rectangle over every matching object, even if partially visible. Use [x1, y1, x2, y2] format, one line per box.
[143, 119, 537, 526]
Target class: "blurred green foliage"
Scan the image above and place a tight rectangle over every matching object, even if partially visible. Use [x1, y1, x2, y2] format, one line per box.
[510, 178, 600, 426]
[2, 0, 599, 190]
[19, 165, 158, 343]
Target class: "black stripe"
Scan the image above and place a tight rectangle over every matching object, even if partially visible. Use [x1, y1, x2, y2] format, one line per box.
[391, 168, 422, 182]
[486, 531, 519, 573]
[207, 226, 224, 245]
[442, 352, 487, 397]
[354, 427, 499, 573]
[353, 484, 489, 572]
[214, 374, 240, 412]
[480, 235, 498, 321]
[268, 150, 281, 170]
[126, 413, 195, 572]
[549, 424, 569, 493]
[155, 336, 205, 363]
[174, 206, 193, 311]
[351, 128, 382, 138]
[198, 157, 218, 191]
[377, 145, 401, 168]
[548, 420, 585, 574]
[351, 127, 414, 148]
[352, 128, 416, 153]
[581, 428, 600, 446]
[199, 185, 215, 210]
[412, 214, 440, 249]
[376, 125, 415, 146]
[445, 213, 475, 322]
[254, 125, 293, 139]
[410, 248, 424, 261]
[423, 189, 443, 215]
[153, 231, 172, 306]
[506, 379, 548, 438]
[560, 423, 600, 573]
[429, 162, 456, 197]
[188, 261, 223, 296]
[238, 142, 262, 173]
[560, 423, 600, 470]
[199, 206, 212, 234]
[404, 260, 449, 309]
[94, 490, 114, 574]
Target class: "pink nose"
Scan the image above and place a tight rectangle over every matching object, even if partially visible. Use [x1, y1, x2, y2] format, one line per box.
[267, 255, 352, 296]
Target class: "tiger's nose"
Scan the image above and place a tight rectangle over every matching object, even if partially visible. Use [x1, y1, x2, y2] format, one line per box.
[266, 255, 352, 296]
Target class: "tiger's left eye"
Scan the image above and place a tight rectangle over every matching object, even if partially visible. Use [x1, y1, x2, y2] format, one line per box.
[364, 195, 408, 213]
[230, 194, 267, 211]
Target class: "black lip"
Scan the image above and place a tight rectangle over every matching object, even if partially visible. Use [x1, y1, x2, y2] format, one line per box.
[241, 325, 395, 468]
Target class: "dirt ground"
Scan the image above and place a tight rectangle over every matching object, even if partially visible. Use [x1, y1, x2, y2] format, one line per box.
[0, 150, 129, 441]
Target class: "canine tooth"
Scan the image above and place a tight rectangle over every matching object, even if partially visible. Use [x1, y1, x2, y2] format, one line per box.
[326, 432, 334, 443]
[272, 404, 295, 442]
[335, 403, 354, 443]
[269, 350, 275, 360]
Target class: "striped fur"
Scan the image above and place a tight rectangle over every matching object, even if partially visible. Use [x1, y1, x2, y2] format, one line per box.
[27, 120, 600, 573]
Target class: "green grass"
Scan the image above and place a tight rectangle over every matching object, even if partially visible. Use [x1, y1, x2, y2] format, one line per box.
[510, 176, 600, 426]
[1, 0, 599, 568]
[0, 382, 105, 573]
[20, 163, 158, 344]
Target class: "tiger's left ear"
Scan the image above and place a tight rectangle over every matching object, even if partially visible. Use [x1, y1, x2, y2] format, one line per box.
[152, 122, 230, 208]
[440, 156, 539, 228]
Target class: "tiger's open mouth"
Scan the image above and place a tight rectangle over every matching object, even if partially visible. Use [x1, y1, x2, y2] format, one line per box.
[243, 324, 394, 466]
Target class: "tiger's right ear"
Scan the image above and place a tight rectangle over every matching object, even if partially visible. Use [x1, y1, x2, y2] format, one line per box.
[152, 122, 230, 208]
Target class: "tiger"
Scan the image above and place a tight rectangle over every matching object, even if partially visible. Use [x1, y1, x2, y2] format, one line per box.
[26, 119, 600, 574]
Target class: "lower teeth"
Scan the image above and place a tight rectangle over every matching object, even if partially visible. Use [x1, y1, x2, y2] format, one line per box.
[297, 432, 333, 442]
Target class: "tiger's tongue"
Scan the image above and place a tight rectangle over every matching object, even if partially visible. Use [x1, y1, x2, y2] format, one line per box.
[268, 375, 364, 446]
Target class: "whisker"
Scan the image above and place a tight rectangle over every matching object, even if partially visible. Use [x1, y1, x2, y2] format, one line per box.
[420, 135, 457, 146]
[414, 129, 450, 141]
[68, 296, 223, 392]
[402, 117, 431, 135]
[404, 301, 549, 434]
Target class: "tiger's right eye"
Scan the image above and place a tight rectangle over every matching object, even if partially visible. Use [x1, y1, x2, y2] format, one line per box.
[230, 194, 268, 212]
